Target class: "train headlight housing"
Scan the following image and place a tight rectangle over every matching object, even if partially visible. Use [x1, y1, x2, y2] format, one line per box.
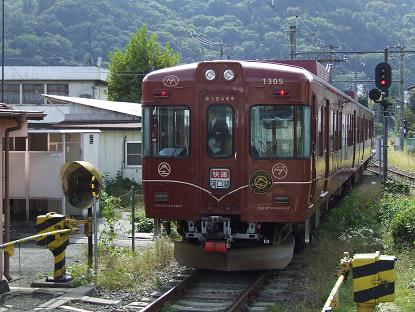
[223, 69, 235, 81]
[205, 69, 216, 81]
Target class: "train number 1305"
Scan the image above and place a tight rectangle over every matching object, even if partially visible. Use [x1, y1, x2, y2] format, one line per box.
[263, 78, 284, 85]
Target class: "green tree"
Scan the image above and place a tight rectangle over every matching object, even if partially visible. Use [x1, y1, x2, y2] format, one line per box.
[107, 26, 180, 102]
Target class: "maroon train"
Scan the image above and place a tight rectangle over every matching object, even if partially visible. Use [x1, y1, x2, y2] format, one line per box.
[142, 60, 374, 270]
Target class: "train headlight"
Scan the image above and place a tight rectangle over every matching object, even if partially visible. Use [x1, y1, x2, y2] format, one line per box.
[205, 69, 216, 81]
[223, 69, 235, 81]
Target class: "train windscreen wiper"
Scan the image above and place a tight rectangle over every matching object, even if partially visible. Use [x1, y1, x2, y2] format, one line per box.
[257, 139, 274, 161]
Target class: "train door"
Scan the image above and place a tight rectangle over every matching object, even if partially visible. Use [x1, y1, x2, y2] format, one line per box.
[324, 99, 330, 194]
[310, 94, 317, 200]
[199, 94, 241, 214]
[352, 110, 356, 168]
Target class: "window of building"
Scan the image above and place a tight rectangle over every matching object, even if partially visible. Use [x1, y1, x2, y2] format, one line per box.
[0, 84, 20, 104]
[49, 133, 63, 151]
[29, 133, 48, 151]
[2, 137, 26, 151]
[207, 105, 233, 158]
[23, 84, 44, 104]
[47, 84, 69, 96]
[143, 106, 190, 158]
[125, 141, 142, 166]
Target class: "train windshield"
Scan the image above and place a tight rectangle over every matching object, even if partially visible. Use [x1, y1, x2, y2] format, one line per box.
[143, 106, 190, 158]
[250, 105, 311, 158]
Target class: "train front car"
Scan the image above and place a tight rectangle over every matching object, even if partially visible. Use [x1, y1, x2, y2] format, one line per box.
[142, 61, 314, 270]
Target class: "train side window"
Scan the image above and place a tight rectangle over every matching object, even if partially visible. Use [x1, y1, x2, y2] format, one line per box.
[250, 105, 294, 158]
[207, 105, 233, 158]
[297, 106, 311, 157]
[143, 106, 190, 158]
[318, 104, 324, 157]
[339, 112, 343, 150]
[329, 109, 334, 152]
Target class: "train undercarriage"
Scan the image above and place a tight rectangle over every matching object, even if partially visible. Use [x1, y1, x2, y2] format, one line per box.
[174, 216, 296, 271]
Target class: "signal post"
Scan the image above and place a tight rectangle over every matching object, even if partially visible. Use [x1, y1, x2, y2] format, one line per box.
[369, 62, 392, 181]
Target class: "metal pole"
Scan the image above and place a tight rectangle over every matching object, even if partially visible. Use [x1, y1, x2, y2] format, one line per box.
[399, 46, 405, 150]
[289, 25, 297, 60]
[383, 101, 388, 181]
[2, 0, 4, 103]
[131, 186, 135, 253]
[378, 137, 382, 176]
[93, 196, 98, 285]
[87, 207, 93, 272]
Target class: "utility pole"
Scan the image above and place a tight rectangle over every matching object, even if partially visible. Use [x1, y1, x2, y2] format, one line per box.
[384, 49, 389, 180]
[289, 25, 296, 60]
[2, 0, 4, 103]
[399, 45, 405, 150]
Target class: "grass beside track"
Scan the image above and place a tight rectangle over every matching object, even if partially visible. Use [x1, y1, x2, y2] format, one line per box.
[69, 236, 175, 290]
[388, 149, 415, 173]
[268, 176, 415, 312]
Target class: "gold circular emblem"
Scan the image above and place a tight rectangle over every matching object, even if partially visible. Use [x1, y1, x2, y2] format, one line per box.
[249, 170, 273, 194]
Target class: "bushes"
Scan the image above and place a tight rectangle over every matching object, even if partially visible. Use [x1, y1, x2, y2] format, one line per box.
[135, 209, 154, 233]
[378, 181, 415, 249]
[382, 180, 411, 195]
[390, 205, 415, 247]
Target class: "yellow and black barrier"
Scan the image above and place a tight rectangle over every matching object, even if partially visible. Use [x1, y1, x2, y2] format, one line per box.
[322, 251, 396, 312]
[0, 228, 71, 257]
[352, 251, 396, 308]
[36, 212, 73, 282]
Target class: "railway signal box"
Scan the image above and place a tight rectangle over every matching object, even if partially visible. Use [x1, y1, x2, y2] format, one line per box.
[375, 62, 392, 93]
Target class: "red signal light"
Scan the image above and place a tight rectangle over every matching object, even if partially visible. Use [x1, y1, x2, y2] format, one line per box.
[154, 89, 169, 97]
[274, 88, 290, 97]
[380, 79, 387, 86]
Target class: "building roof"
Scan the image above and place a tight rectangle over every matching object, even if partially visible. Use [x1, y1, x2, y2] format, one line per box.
[30, 129, 101, 133]
[1, 66, 108, 81]
[43, 94, 141, 117]
[52, 122, 140, 130]
[0, 104, 45, 120]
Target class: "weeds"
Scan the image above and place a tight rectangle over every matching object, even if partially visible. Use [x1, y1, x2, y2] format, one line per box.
[388, 149, 415, 173]
[99, 236, 174, 290]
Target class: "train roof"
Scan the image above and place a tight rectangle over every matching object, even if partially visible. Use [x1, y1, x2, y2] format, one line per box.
[144, 60, 373, 114]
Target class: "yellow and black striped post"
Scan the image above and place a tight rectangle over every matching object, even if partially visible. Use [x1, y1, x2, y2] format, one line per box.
[352, 251, 396, 311]
[36, 212, 72, 282]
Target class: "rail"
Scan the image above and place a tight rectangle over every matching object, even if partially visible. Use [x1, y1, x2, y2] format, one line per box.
[368, 162, 415, 186]
[139, 270, 273, 312]
[228, 271, 273, 312]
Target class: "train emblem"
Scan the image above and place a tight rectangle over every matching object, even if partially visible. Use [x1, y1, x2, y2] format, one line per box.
[272, 163, 288, 179]
[162, 75, 180, 87]
[158, 162, 171, 177]
[249, 170, 273, 194]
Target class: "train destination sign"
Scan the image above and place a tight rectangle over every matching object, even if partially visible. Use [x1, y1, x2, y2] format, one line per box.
[210, 168, 230, 189]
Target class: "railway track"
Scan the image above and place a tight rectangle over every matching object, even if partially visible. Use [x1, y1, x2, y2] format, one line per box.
[368, 162, 415, 187]
[136, 267, 299, 312]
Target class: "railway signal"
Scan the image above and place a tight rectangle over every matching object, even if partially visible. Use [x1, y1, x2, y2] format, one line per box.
[370, 62, 392, 182]
[375, 62, 392, 93]
[368, 88, 382, 102]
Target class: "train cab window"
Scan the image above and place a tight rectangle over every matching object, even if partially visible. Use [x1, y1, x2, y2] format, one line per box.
[250, 105, 295, 158]
[143, 106, 190, 158]
[207, 105, 233, 158]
